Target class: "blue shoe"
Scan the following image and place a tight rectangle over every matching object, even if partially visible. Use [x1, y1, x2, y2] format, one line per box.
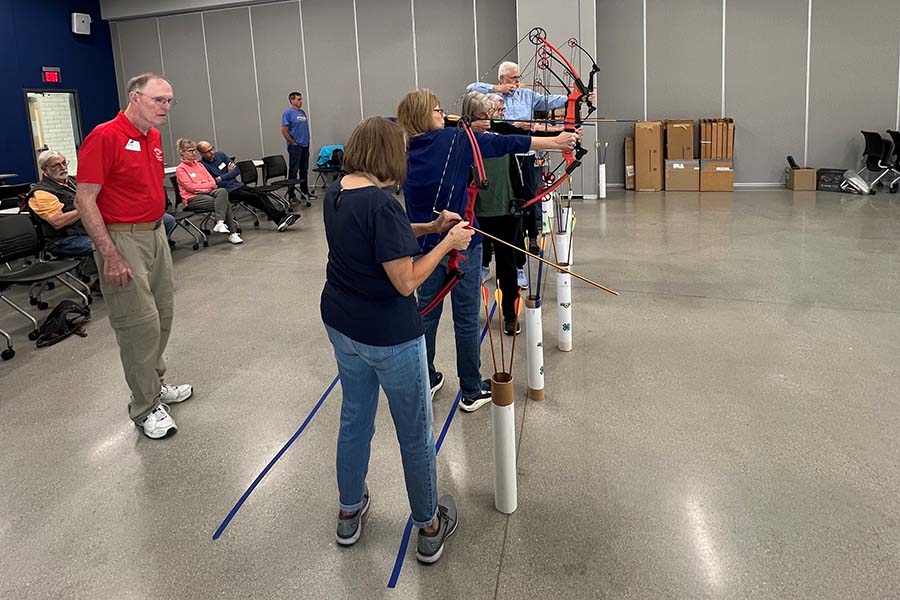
[516, 268, 527, 288]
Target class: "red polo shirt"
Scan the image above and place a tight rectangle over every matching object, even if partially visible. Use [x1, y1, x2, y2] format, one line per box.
[77, 111, 166, 224]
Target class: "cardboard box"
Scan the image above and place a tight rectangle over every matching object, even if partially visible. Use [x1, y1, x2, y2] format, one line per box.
[634, 121, 664, 191]
[726, 122, 734, 159]
[665, 160, 700, 191]
[785, 167, 816, 191]
[624, 136, 635, 190]
[700, 159, 734, 191]
[666, 120, 694, 159]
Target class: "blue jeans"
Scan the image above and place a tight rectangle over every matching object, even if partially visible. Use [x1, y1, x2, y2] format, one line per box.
[416, 242, 483, 397]
[286, 144, 310, 197]
[162, 212, 176, 238]
[325, 325, 438, 528]
[47, 235, 93, 257]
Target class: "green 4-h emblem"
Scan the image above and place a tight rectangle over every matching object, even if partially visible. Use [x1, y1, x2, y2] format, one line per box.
[562, 323, 571, 332]
[560, 302, 571, 308]
[539, 366, 544, 375]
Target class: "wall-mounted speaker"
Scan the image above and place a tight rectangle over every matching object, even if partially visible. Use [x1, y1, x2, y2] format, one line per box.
[72, 13, 92, 35]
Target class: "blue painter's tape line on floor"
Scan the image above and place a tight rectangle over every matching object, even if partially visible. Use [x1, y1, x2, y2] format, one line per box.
[212, 374, 340, 540]
[387, 301, 497, 588]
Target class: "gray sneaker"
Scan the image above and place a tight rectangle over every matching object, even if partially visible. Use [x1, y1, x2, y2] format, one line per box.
[416, 495, 458, 564]
[336, 488, 370, 546]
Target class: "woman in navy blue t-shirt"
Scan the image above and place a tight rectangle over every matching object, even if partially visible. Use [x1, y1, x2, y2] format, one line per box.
[321, 117, 473, 564]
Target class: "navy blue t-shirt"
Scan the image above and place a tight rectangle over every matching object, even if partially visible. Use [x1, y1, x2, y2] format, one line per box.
[321, 182, 424, 346]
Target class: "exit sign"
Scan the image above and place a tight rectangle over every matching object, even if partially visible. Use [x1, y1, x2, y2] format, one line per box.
[41, 67, 61, 84]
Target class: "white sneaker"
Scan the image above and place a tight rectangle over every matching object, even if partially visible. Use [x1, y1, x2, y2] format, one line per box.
[140, 404, 177, 439]
[160, 383, 192, 404]
[228, 233, 244, 244]
[213, 220, 230, 234]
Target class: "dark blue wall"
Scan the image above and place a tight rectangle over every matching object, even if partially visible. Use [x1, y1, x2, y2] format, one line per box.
[0, 0, 119, 184]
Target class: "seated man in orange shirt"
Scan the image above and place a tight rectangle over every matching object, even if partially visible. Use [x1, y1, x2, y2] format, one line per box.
[28, 150, 94, 259]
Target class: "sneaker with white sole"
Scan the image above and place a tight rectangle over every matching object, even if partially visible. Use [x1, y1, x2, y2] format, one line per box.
[160, 383, 192, 404]
[416, 495, 458, 564]
[140, 404, 177, 439]
[459, 379, 492, 412]
[336, 487, 370, 546]
[430, 372, 444, 399]
[212, 220, 230, 234]
[276, 213, 301, 232]
[228, 233, 244, 244]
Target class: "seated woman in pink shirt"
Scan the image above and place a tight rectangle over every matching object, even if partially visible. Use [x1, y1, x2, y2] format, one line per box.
[175, 138, 242, 244]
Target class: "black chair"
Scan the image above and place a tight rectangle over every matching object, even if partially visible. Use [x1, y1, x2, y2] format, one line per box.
[312, 148, 345, 190]
[0, 183, 31, 211]
[0, 214, 90, 340]
[885, 130, 900, 193]
[0, 326, 13, 360]
[261, 155, 310, 207]
[857, 131, 895, 188]
[22, 207, 93, 308]
[236, 160, 291, 211]
[168, 176, 211, 249]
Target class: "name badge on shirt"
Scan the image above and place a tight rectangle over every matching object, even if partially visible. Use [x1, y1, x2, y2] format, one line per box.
[189, 172, 196, 178]
[218, 162, 226, 170]
[125, 139, 141, 152]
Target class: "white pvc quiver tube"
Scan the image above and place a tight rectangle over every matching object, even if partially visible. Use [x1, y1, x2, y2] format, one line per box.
[557, 271, 572, 352]
[525, 297, 544, 400]
[491, 374, 517, 514]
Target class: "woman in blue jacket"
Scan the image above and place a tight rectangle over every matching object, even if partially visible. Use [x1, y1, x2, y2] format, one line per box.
[397, 89, 577, 412]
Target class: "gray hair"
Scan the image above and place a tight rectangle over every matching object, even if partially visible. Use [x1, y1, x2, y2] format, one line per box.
[484, 93, 504, 107]
[461, 91, 488, 118]
[126, 72, 166, 94]
[37, 150, 66, 171]
[498, 61, 519, 78]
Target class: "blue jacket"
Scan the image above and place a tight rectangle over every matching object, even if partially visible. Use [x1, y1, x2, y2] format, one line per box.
[404, 127, 530, 252]
[200, 151, 243, 192]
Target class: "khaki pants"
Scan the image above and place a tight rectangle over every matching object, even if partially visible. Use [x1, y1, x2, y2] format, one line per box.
[94, 223, 174, 424]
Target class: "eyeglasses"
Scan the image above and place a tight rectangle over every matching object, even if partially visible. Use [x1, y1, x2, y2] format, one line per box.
[46, 160, 69, 169]
[135, 91, 178, 106]
[182, 148, 197, 154]
[505, 75, 521, 82]
[434, 108, 445, 115]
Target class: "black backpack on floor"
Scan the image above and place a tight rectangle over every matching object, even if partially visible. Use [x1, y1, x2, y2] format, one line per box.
[35, 299, 91, 348]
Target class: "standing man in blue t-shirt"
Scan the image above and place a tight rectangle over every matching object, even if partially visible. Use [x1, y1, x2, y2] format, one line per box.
[281, 91, 314, 204]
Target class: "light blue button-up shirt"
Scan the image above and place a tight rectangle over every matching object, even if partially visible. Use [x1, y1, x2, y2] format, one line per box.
[466, 83, 567, 120]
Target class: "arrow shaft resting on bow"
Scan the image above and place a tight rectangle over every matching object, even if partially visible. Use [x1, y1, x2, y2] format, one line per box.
[467, 223, 618, 296]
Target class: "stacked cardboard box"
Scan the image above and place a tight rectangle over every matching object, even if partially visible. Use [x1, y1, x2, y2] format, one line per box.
[700, 118, 734, 159]
[665, 120, 694, 160]
[699, 118, 734, 191]
[634, 121, 664, 192]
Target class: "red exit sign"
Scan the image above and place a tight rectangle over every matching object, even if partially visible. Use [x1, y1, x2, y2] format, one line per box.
[42, 67, 61, 84]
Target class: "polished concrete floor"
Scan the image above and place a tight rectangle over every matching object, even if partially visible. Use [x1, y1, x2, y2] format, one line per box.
[1, 189, 899, 599]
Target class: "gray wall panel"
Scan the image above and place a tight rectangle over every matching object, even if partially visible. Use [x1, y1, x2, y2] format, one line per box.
[416, 0, 476, 113]
[646, 0, 721, 119]
[115, 18, 174, 165]
[476, 0, 518, 80]
[357, 0, 415, 118]
[251, 2, 306, 158]
[159, 13, 215, 159]
[203, 8, 263, 162]
[725, 0, 807, 183]
[518, 0, 598, 195]
[302, 0, 362, 147]
[807, 0, 900, 169]
[597, 0, 644, 184]
[109, 22, 127, 109]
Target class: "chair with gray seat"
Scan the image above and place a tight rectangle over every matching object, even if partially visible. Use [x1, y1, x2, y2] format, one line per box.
[168, 175, 211, 249]
[0, 214, 90, 341]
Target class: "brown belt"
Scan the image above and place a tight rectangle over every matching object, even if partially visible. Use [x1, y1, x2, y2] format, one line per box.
[107, 220, 162, 232]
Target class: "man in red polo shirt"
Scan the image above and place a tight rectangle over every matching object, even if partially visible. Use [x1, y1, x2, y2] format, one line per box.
[76, 73, 191, 440]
